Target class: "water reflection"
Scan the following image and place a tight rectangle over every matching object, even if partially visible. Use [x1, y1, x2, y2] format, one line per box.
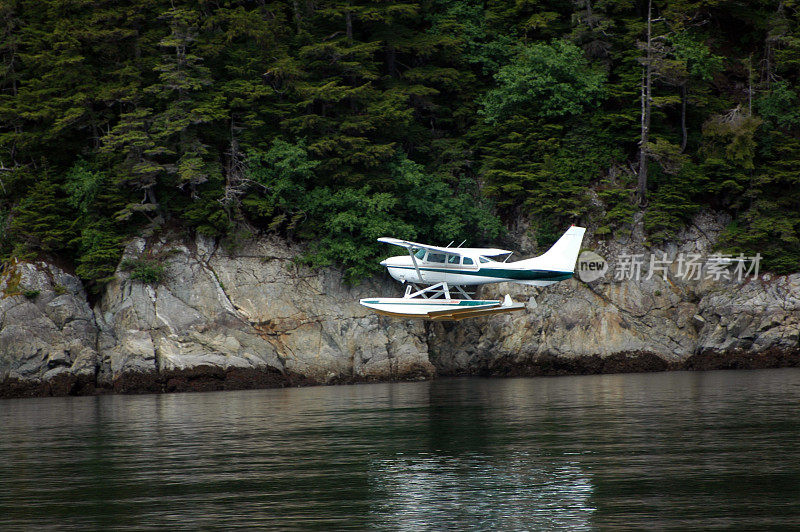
[368, 452, 594, 530]
[366, 379, 597, 529]
[1, 369, 800, 529]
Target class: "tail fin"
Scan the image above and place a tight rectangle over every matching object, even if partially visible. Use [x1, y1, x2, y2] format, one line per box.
[514, 226, 586, 272]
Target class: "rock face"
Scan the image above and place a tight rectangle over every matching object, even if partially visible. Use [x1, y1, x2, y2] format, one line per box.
[92, 236, 433, 393]
[430, 213, 800, 375]
[1, 213, 798, 398]
[0, 261, 98, 396]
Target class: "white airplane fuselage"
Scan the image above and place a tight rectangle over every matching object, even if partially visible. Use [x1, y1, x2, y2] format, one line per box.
[377, 226, 587, 288]
[379, 253, 573, 287]
[363, 226, 587, 319]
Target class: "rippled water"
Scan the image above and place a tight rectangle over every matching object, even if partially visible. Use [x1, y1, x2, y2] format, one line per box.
[2, 369, 800, 529]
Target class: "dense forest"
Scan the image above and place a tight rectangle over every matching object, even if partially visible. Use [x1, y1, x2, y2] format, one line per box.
[1, 0, 799, 288]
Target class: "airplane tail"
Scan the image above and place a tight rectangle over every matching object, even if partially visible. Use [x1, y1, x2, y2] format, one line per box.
[513, 226, 586, 273]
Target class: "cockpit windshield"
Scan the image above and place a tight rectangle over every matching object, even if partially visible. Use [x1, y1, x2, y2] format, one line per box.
[414, 248, 426, 260]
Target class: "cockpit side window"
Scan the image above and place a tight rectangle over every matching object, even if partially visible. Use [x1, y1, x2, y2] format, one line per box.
[428, 253, 446, 263]
[414, 248, 426, 260]
[479, 256, 491, 264]
[463, 257, 474, 265]
[447, 254, 459, 264]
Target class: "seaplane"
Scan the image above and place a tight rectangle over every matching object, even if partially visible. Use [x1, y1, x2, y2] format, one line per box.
[360, 225, 586, 320]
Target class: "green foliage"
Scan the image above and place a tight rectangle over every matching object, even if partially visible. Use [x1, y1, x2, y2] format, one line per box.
[720, 211, 800, 275]
[671, 31, 723, 82]
[717, 131, 800, 274]
[53, 283, 68, 296]
[645, 164, 705, 243]
[64, 160, 105, 214]
[245, 139, 500, 282]
[531, 218, 560, 250]
[121, 257, 166, 285]
[2, 0, 800, 278]
[242, 139, 320, 232]
[22, 288, 39, 300]
[596, 175, 637, 237]
[72, 225, 125, 288]
[757, 81, 800, 130]
[479, 113, 622, 232]
[7, 172, 76, 258]
[648, 138, 690, 175]
[426, 0, 514, 74]
[481, 40, 606, 123]
[702, 113, 762, 170]
[178, 175, 234, 238]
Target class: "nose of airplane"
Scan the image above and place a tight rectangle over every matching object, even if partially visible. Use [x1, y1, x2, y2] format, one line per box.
[380, 259, 388, 267]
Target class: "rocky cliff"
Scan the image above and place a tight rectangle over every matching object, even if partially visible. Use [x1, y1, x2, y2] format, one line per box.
[2, 214, 798, 398]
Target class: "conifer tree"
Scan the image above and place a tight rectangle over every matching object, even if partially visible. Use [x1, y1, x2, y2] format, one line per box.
[148, 6, 224, 193]
[3, 0, 800, 279]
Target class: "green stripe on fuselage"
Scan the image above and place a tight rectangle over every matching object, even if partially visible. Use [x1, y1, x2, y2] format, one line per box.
[388, 265, 573, 281]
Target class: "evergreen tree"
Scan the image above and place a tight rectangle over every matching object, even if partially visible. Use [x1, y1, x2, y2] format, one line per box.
[3, 0, 800, 279]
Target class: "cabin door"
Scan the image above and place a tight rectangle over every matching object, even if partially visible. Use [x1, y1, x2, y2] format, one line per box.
[445, 253, 460, 287]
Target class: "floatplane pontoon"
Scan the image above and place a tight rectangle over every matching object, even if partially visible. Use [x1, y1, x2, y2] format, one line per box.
[360, 225, 586, 320]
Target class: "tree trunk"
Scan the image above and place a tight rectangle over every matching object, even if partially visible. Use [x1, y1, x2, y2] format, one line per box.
[292, 0, 300, 33]
[345, 10, 353, 45]
[226, 118, 239, 185]
[145, 185, 158, 207]
[637, 0, 653, 207]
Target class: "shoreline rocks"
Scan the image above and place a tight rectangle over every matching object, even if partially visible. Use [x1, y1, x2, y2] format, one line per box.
[2, 348, 797, 399]
[0, 260, 99, 396]
[2, 217, 799, 399]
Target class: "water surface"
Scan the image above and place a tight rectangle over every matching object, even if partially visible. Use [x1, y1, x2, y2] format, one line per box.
[2, 369, 799, 529]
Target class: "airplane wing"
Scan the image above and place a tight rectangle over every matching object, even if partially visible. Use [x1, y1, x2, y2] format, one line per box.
[377, 237, 511, 257]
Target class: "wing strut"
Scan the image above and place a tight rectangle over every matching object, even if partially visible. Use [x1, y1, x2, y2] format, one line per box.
[408, 247, 424, 283]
